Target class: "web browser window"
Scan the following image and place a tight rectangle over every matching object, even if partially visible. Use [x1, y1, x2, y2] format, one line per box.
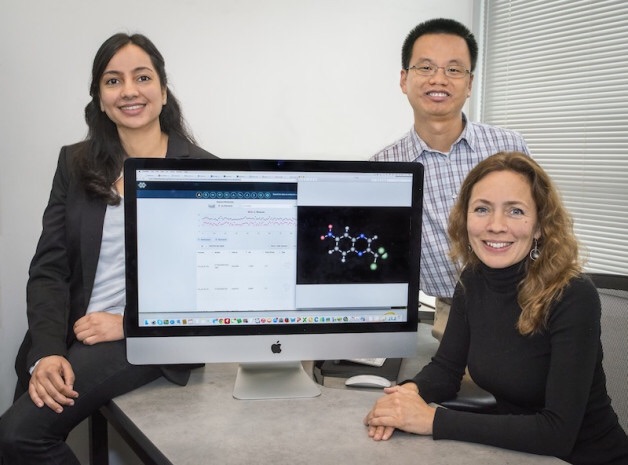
[133, 169, 414, 328]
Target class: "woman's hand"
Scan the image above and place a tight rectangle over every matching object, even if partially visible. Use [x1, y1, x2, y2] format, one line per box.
[363, 382, 436, 440]
[29, 355, 78, 413]
[74, 312, 124, 345]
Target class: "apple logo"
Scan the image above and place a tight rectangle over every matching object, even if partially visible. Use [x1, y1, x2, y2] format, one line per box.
[271, 340, 282, 354]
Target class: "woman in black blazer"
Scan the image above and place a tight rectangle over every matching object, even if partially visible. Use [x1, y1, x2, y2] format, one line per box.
[0, 33, 215, 465]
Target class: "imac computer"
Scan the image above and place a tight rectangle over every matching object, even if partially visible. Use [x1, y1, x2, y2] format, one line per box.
[124, 157, 423, 399]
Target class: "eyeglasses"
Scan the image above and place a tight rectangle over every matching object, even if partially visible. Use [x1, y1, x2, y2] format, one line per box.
[406, 63, 471, 79]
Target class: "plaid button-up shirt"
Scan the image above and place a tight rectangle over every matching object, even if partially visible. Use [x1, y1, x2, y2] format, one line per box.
[371, 115, 530, 298]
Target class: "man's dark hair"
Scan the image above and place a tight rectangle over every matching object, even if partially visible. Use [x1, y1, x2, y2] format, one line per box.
[401, 18, 478, 72]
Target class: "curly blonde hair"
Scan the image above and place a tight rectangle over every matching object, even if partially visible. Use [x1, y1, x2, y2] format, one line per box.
[448, 152, 582, 335]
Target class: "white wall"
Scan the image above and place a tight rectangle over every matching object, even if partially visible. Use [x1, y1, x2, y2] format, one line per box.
[0, 1, 475, 463]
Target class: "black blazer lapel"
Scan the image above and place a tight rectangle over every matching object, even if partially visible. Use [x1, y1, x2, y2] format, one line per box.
[80, 195, 107, 310]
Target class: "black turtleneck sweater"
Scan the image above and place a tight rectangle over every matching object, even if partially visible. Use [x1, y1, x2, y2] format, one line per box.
[412, 261, 628, 464]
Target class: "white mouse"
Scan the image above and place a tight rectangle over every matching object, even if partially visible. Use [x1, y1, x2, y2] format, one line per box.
[344, 374, 392, 389]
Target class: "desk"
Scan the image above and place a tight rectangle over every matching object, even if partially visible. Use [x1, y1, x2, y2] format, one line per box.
[91, 325, 565, 465]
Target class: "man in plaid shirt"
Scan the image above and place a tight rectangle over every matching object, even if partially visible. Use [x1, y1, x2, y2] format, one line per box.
[372, 18, 530, 340]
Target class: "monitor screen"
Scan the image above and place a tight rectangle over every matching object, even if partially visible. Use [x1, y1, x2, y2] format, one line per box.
[124, 157, 423, 399]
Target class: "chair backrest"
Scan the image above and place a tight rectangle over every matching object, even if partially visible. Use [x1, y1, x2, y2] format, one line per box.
[588, 273, 628, 433]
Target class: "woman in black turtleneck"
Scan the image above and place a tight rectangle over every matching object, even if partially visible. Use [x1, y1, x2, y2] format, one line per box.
[364, 152, 628, 465]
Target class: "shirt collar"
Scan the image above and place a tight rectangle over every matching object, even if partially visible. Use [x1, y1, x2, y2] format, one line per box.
[412, 113, 474, 159]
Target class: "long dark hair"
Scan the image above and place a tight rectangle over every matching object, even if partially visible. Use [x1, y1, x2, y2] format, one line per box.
[79, 32, 195, 204]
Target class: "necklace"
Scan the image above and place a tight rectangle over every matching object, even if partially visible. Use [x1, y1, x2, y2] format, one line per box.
[112, 171, 124, 186]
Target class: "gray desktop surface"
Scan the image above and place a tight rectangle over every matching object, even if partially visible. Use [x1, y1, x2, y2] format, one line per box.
[105, 324, 565, 465]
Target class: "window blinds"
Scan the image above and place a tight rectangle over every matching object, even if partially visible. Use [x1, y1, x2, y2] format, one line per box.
[479, 0, 628, 275]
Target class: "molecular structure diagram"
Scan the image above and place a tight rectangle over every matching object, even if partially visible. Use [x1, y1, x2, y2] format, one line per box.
[320, 225, 388, 271]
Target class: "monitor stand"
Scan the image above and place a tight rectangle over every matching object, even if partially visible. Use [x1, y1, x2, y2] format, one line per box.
[232, 361, 322, 400]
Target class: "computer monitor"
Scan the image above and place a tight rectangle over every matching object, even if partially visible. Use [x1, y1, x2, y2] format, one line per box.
[124, 157, 423, 399]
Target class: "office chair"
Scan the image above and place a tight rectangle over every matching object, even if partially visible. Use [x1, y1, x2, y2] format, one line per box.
[588, 273, 628, 433]
[439, 373, 497, 413]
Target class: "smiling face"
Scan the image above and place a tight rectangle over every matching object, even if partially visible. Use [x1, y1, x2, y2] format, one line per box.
[99, 43, 166, 134]
[401, 33, 473, 123]
[467, 170, 540, 269]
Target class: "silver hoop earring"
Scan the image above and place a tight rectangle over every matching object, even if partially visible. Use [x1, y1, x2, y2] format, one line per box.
[529, 239, 540, 261]
[467, 244, 473, 254]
